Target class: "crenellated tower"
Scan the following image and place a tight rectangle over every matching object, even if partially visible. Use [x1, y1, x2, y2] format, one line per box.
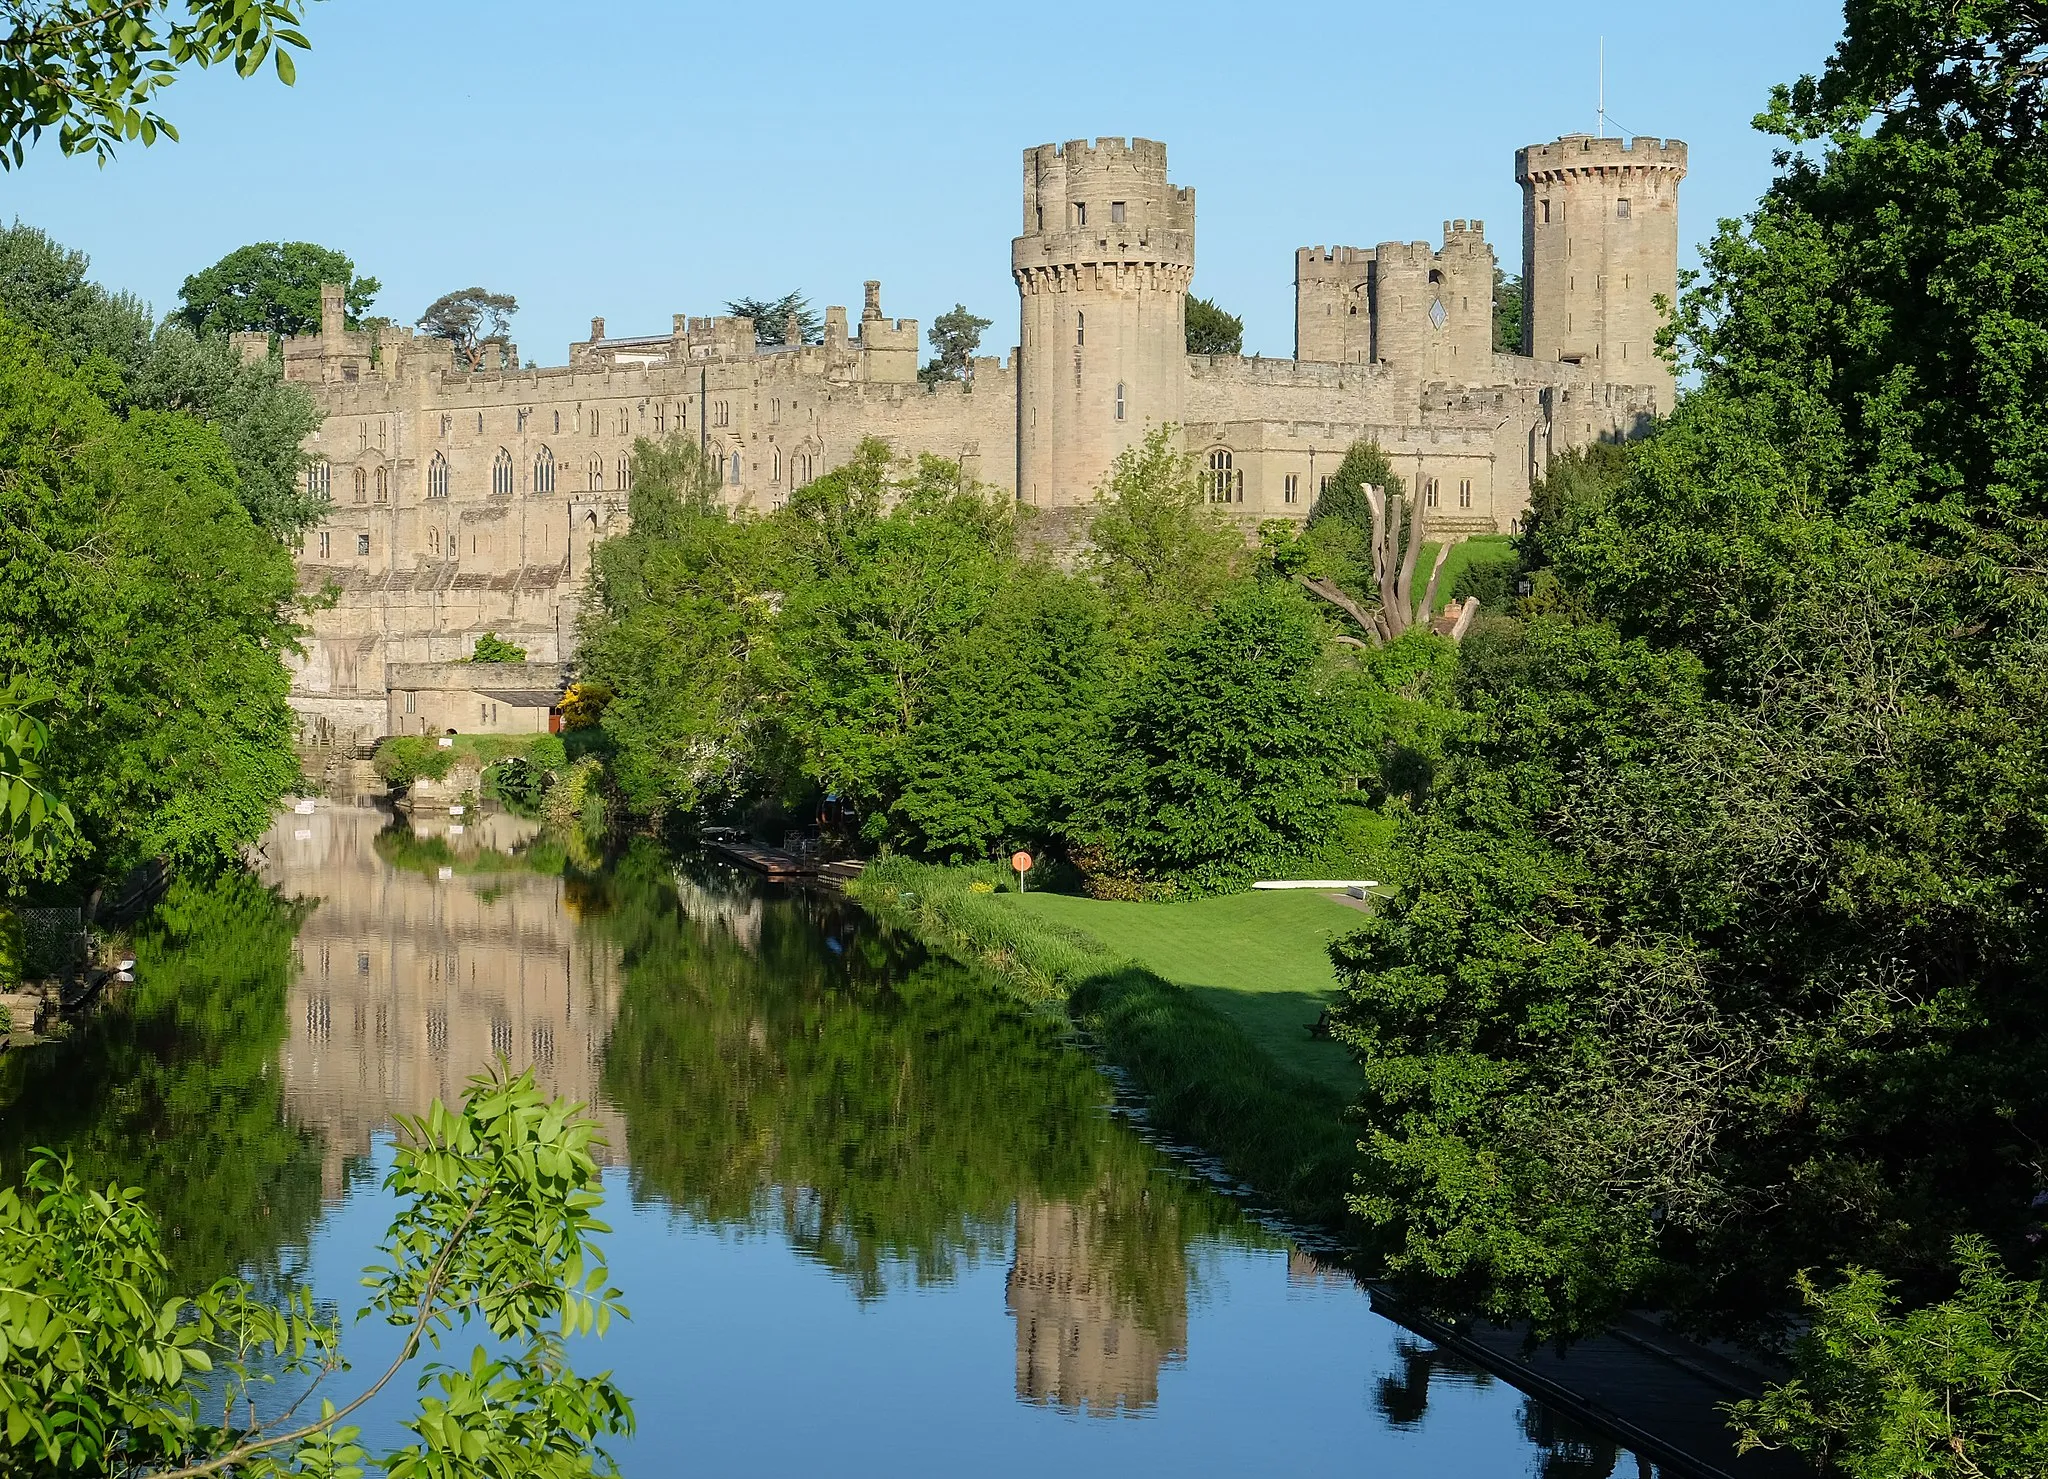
[1013, 137, 1194, 507]
[1516, 134, 1687, 407]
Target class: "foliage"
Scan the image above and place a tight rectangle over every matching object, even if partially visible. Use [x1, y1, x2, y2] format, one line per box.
[485, 735, 567, 816]
[725, 292, 820, 346]
[0, 0, 309, 170]
[918, 303, 992, 386]
[0, 221, 150, 376]
[1300, 440, 1405, 602]
[372, 733, 556, 789]
[416, 288, 517, 372]
[0, 1065, 632, 1477]
[1448, 537, 1520, 609]
[1731, 1240, 2048, 1479]
[1072, 582, 1351, 897]
[0, 676, 75, 864]
[173, 242, 379, 338]
[1084, 425, 1242, 641]
[467, 632, 527, 663]
[1184, 295, 1243, 357]
[0, 318, 301, 894]
[557, 681, 610, 731]
[1491, 269, 1522, 354]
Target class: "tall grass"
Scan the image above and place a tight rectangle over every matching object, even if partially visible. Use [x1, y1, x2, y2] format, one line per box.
[851, 856, 1356, 1229]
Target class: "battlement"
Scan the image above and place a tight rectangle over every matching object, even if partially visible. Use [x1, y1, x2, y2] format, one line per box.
[1296, 245, 1374, 278]
[1442, 218, 1486, 239]
[1022, 136, 1192, 236]
[1516, 135, 1687, 182]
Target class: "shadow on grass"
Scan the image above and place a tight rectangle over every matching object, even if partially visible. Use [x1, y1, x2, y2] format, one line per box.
[1181, 984, 1359, 1096]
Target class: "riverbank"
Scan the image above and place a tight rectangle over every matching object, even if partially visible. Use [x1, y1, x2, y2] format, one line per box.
[846, 857, 1360, 1229]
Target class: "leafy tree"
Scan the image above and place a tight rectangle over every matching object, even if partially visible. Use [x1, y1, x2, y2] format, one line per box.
[0, 1066, 632, 1477]
[918, 302, 993, 386]
[0, 0, 310, 170]
[416, 287, 517, 371]
[1492, 269, 1523, 354]
[1071, 581, 1350, 897]
[1184, 294, 1242, 356]
[1085, 425, 1242, 641]
[0, 316, 301, 894]
[173, 241, 379, 338]
[726, 292, 821, 346]
[468, 632, 527, 663]
[0, 221, 150, 374]
[0, 675, 74, 863]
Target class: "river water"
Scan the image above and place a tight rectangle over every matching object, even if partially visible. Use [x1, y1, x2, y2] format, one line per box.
[0, 803, 1655, 1477]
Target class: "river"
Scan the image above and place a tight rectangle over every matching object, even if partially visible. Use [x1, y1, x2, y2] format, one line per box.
[0, 802, 1658, 1477]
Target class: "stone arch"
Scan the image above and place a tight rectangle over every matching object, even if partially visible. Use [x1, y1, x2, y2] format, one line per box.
[533, 445, 555, 494]
[491, 447, 513, 496]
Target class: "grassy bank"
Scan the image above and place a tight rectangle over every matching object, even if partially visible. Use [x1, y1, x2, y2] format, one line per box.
[848, 857, 1362, 1229]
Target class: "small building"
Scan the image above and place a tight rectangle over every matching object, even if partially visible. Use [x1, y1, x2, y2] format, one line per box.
[385, 661, 571, 736]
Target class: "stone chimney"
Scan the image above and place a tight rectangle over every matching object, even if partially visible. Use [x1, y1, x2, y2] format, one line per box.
[862, 280, 883, 322]
[590, 316, 606, 342]
[320, 282, 345, 340]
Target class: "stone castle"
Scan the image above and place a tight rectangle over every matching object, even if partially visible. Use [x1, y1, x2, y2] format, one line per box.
[273, 132, 1686, 745]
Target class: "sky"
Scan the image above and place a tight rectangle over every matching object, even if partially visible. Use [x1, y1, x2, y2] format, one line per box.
[6, 0, 1849, 363]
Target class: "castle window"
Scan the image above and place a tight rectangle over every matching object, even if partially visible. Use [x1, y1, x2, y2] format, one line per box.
[553, 410, 561, 433]
[476, 413, 483, 433]
[427, 452, 449, 499]
[1114, 382, 1125, 421]
[492, 448, 514, 496]
[378, 419, 387, 451]
[374, 467, 389, 503]
[617, 454, 630, 490]
[1076, 311, 1084, 347]
[1616, 198, 1632, 219]
[1207, 448, 1234, 503]
[1110, 201, 1126, 224]
[655, 403, 665, 434]
[772, 447, 782, 482]
[353, 467, 368, 503]
[1425, 478, 1439, 508]
[318, 530, 329, 559]
[1073, 202, 1087, 227]
[1036, 206, 1043, 232]
[356, 533, 370, 556]
[1458, 479, 1472, 508]
[358, 423, 368, 453]
[591, 411, 601, 438]
[1319, 475, 1330, 495]
[307, 460, 330, 497]
[587, 456, 603, 492]
[1284, 473, 1299, 505]
[1541, 199, 1551, 224]
[534, 446, 555, 494]
[729, 452, 741, 484]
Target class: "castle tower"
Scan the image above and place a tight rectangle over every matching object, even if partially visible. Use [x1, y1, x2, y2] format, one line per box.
[1516, 135, 1687, 407]
[1013, 138, 1194, 507]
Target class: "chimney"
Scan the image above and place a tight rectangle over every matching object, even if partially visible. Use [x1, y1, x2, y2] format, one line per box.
[320, 282, 345, 340]
[590, 316, 606, 342]
[862, 280, 882, 322]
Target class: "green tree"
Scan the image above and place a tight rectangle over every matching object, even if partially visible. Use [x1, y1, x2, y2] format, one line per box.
[726, 292, 821, 346]
[417, 287, 517, 372]
[1072, 581, 1349, 897]
[1491, 269, 1523, 354]
[0, 0, 310, 169]
[0, 317, 301, 894]
[1184, 294, 1243, 356]
[918, 302, 993, 386]
[1084, 425, 1242, 641]
[0, 675, 74, 863]
[0, 221, 150, 375]
[0, 1066, 632, 1477]
[173, 241, 380, 338]
[469, 632, 527, 663]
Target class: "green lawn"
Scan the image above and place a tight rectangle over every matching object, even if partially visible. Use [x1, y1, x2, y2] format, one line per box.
[997, 888, 1367, 1093]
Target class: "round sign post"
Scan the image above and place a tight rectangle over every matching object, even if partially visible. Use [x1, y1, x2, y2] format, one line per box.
[1010, 850, 1033, 893]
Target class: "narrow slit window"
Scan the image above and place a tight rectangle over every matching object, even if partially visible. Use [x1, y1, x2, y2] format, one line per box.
[1114, 382, 1125, 421]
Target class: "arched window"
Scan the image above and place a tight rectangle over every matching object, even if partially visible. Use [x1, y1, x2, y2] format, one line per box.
[427, 452, 449, 499]
[1076, 310, 1084, 347]
[1207, 449, 1234, 503]
[590, 411, 601, 439]
[729, 452, 741, 485]
[772, 447, 781, 483]
[374, 466, 389, 503]
[1115, 382, 1125, 422]
[306, 460, 330, 497]
[587, 456, 603, 491]
[617, 454, 630, 490]
[492, 448, 514, 496]
[352, 467, 368, 503]
[534, 446, 555, 494]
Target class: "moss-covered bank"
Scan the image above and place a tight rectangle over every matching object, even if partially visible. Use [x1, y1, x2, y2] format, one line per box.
[847, 856, 1358, 1231]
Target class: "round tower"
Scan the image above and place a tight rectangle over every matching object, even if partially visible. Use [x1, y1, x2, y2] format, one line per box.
[1515, 135, 1687, 408]
[1013, 137, 1194, 508]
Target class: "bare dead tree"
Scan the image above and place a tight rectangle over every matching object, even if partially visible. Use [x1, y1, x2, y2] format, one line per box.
[1298, 483, 1479, 645]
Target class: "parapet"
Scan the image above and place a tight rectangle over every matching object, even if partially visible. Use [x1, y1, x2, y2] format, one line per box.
[1296, 245, 1375, 278]
[1022, 136, 1193, 236]
[1516, 135, 1687, 183]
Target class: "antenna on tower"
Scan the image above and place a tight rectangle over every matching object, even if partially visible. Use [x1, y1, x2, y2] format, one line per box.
[1598, 35, 1606, 138]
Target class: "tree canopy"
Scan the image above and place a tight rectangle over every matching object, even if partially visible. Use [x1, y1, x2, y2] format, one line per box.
[173, 241, 379, 338]
[919, 303, 993, 386]
[417, 287, 517, 371]
[726, 292, 821, 346]
[1184, 294, 1243, 356]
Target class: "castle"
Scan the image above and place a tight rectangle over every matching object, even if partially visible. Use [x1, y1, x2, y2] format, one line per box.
[272, 132, 1686, 746]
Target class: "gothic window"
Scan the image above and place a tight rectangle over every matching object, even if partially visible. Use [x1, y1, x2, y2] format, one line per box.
[1207, 448, 1234, 503]
[427, 452, 449, 499]
[587, 456, 603, 491]
[374, 466, 389, 503]
[1283, 473, 1299, 505]
[1458, 478, 1472, 508]
[617, 454, 630, 490]
[492, 448, 514, 496]
[534, 445, 555, 494]
[352, 467, 367, 503]
[729, 452, 741, 485]
[1616, 198, 1632, 219]
[1114, 382, 1125, 421]
[772, 447, 781, 482]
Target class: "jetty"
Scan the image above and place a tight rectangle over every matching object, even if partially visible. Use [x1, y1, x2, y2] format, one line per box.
[701, 833, 817, 880]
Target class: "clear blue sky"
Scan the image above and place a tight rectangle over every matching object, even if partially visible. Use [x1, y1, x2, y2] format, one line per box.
[7, 0, 1847, 363]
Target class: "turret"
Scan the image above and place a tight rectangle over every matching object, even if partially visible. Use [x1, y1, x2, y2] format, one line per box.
[1013, 137, 1194, 507]
[1516, 134, 1687, 407]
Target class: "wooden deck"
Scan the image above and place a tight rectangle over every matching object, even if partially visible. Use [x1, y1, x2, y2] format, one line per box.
[702, 836, 818, 880]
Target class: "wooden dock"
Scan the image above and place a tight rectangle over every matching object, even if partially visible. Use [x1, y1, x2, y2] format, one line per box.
[702, 836, 818, 880]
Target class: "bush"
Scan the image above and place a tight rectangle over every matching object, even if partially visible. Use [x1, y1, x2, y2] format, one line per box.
[371, 735, 455, 786]
[469, 632, 527, 662]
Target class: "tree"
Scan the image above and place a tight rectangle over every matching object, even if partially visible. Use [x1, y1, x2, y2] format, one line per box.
[726, 292, 821, 346]
[416, 287, 517, 371]
[469, 632, 527, 663]
[918, 303, 993, 386]
[0, 675, 74, 863]
[1492, 269, 1523, 354]
[0, 1066, 633, 1477]
[0, 0, 310, 169]
[1185, 294, 1243, 356]
[173, 241, 379, 338]
[1071, 581, 1351, 897]
[1085, 426, 1242, 640]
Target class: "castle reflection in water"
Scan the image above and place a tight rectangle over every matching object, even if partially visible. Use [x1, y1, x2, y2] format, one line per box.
[258, 802, 1331, 1418]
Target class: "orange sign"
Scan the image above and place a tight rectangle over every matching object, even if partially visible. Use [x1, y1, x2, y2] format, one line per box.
[1010, 851, 1033, 873]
